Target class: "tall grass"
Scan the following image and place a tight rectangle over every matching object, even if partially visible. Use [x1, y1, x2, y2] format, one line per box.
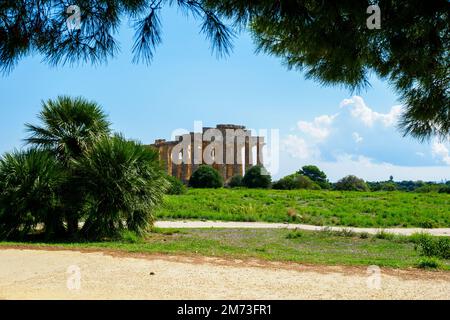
[156, 189, 450, 228]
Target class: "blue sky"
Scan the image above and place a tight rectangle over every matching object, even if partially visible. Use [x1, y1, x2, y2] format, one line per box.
[0, 6, 449, 181]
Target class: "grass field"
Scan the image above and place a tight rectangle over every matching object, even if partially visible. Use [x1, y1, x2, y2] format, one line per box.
[155, 189, 450, 228]
[1, 228, 449, 270]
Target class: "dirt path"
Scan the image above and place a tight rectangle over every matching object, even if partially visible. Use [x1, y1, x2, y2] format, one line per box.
[155, 221, 450, 237]
[0, 249, 449, 300]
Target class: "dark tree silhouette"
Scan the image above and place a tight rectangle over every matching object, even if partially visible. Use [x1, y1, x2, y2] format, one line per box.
[0, 0, 234, 72]
[1, 1, 448, 140]
[206, 0, 449, 140]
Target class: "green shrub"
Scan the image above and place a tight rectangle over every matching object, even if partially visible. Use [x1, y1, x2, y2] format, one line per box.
[416, 257, 441, 269]
[273, 173, 320, 190]
[0, 149, 65, 239]
[25, 96, 111, 236]
[242, 165, 272, 188]
[414, 234, 450, 259]
[337, 228, 356, 237]
[375, 230, 396, 240]
[380, 182, 397, 191]
[298, 165, 330, 189]
[418, 220, 436, 229]
[415, 184, 441, 193]
[286, 230, 303, 239]
[228, 175, 243, 188]
[166, 175, 187, 195]
[74, 135, 169, 239]
[189, 165, 224, 188]
[0, 97, 170, 241]
[334, 175, 369, 191]
[359, 232, 370, 239]
[438, 185, 450, 194]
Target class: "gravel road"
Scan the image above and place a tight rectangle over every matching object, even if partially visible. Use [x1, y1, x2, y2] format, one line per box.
[0, 249, 449, 300]
[154, 221, 450, 236]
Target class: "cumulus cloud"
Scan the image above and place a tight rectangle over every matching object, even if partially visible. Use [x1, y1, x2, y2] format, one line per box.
[340, 96, 402, 127]
[352, 132, 363, 143]
[297, 114, 337, 141]
[431, 139, 450, 165]
[281, 134, 320, 160]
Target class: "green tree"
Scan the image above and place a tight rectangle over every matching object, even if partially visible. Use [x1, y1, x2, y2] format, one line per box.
[298, 165, 329, 189]
[189, 165, 224, 188]
[242, 165, 271, 189]
[0, 1, 233, 72]
[381, 182, 397, 191]
[208, 0, 450, 140]
[273, 173, 319, 190]
[73, 135, 169, 239]
[335, 175, 370, 191]
[0, 149, 65, 239]
[228, 175, 243, 188]
[2, 1, 447, 139]
[25, 96, 111, 235]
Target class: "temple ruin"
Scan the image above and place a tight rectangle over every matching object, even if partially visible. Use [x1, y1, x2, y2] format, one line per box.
[151, 124, 265, 183]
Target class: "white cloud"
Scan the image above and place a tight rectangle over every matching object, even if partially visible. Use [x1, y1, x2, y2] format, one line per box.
[281, 134, 320, 160]
[340, 96, 402, 127]
[297, 114, 337, 141]
[431, 140, 450, 165]
[317, 153, 450, 182]
[352, 132, 363, 143]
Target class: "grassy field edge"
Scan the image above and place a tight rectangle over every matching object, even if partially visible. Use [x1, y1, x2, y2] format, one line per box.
[1, 228, 449, 271]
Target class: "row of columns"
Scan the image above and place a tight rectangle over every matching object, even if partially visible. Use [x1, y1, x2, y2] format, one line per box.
[153, 126, 265, 183]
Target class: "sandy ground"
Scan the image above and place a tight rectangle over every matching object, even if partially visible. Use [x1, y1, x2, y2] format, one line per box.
[0, 248, 449, 300]
[155, 221, 450, 237]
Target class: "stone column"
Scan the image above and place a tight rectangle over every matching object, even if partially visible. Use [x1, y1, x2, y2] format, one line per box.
[217, 127, 228, 181]
[177, 146, 184, 181]
[225, 134, 233, 180]
[166, 144, 173, 176]
[234, 132, 245, 177]
[183, 134, 192, 182]
[257, 136, 265, 166]
[245, 133, 254, 172]
[191, 132, 202, 174]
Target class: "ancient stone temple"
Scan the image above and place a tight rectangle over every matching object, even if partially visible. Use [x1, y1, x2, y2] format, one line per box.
[151, 124, 265, 183]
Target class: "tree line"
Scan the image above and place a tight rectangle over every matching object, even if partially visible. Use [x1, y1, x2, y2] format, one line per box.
[186, 164, 450, 193]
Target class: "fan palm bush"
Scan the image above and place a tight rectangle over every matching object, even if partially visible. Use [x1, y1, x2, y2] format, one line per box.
[0, 149, 65, 239]
[73, 135, 169, 239]
[25, 96, 111, 162]
[0, 96, 168, 240]
[25, 96, 111, 235]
